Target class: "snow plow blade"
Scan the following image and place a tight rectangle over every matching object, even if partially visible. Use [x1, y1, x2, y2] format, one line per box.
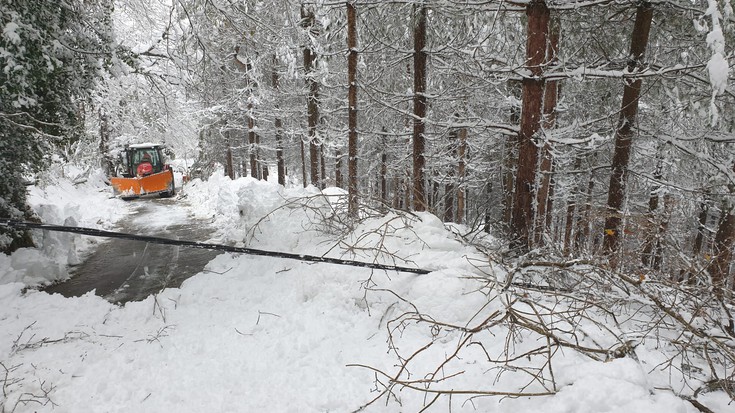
[111, 170, 174, 198]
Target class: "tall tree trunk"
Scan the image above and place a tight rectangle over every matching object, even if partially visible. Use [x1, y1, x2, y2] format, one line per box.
[432, 179, 440, 214]
[708, 162, 735, 297]
[412, 1, 427, 211]
[444, 184, 454, 222]
[226, 139, 235, 180]
[233, 47, 258, 180]
[248, 100, 257, 178]
[335, 149, 344, 188]
[235, 50, 258, 180]
[99, 108, 113, 176]
[381, 151, 388, 205]
[256, 133, 263, 179]
[511, 0, 549, 250]
[380, 129, 389, 207]
[563, 195, 577, 255]
[392, 175, 401, 209]
[502, 136, 517, 228]
[709, 202, 735, 298]
[300, 138, 307, 188]
[347, 1, 359, 217]
[484, 181, 493, 233]
[693, 194, 710, 258]
[404, 169, 412, 210]
[576, 162, 596, 252]
[301, 5, 320, 188]
[444, 127, 457, 223]
[272, 57, 286, 186]
[602, 3, 654, 256]
[534, 15, 560, 246]
[457, 127, 467, 224]
[275, 117, 285, 185]
[657, 194, 673, 271]
[641, 157, 663, 268]
[563, 157, 582, 255]
[503, 82, 521, 230]
[546, 173, 556, 238]
[320, 144, 326, 187]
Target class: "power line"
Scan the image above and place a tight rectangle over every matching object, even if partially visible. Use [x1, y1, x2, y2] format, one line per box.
[0, 219, 431, 275]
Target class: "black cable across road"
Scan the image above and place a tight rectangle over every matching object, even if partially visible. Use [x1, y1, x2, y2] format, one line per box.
[0, 219, 431, 275]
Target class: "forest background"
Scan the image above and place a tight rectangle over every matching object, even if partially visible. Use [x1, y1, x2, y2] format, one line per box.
[4, 0, 735, 281]
[2, 0, 735, 408]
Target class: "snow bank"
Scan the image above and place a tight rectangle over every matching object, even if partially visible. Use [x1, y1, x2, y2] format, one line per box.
[0, 170, 732, 412]
[0, 164, 126, 286]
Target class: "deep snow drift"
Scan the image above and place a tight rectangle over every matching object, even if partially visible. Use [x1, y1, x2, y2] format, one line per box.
[0, 168, 732, 412]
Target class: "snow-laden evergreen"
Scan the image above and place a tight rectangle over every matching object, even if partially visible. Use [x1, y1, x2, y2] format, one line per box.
[0, 0, 115, 252]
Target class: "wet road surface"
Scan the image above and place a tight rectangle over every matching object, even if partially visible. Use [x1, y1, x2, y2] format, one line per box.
[44, 198, 222, 304]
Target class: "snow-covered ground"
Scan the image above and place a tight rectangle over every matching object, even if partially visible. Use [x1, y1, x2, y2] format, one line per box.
[0, 167, 732, 412]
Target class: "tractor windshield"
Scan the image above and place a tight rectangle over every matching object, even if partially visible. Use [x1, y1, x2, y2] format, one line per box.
[133, 149, 160, 167]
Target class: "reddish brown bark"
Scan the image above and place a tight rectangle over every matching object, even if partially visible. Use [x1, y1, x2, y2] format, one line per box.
[603, 3, 654, 255]
[511, 0, 549, 250]
[534, 16, 560, 246]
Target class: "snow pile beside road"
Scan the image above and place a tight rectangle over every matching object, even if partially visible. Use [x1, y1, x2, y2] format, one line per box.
[0, 172, 732, 412]
[185, 168, 335, 251]
[0, 164, 126, 286]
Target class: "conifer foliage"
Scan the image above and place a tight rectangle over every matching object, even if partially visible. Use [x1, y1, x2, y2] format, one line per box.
[0, 0, 114, 253]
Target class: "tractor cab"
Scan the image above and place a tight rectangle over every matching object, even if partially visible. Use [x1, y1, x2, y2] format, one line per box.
[111, 143, 176, 199]
[120, 144, 167, 178]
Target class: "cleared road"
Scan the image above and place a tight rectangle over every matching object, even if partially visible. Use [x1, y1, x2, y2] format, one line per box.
[44, 198, 221, 304]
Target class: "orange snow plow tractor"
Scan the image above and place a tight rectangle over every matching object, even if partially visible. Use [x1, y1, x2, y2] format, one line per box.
[110, 144, 176, 200]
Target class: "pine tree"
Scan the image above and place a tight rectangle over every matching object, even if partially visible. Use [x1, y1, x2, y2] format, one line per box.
[412, 1, 428, 212]
[602, 2, 654, 258]
[346, 1, 359, 217]
[511, 0, 550, 250]
[0, 0, 114, 253]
